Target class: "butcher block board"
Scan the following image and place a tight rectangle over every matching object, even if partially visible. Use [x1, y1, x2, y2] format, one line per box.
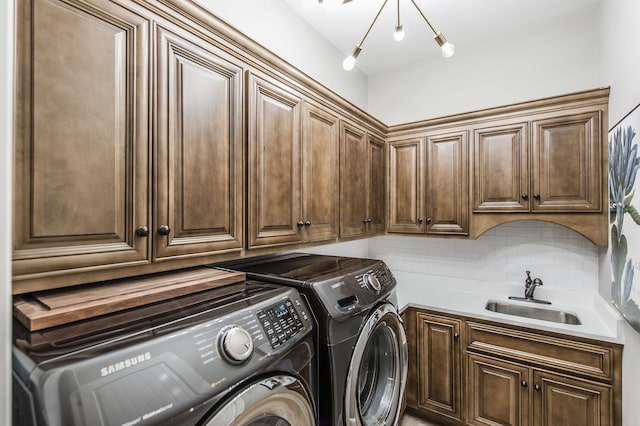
[13, 267, 246, 331]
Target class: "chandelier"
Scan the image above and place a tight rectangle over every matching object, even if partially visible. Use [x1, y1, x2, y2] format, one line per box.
[320, 0, 455, 71]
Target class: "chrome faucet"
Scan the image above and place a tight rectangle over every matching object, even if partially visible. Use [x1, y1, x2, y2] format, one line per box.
[524, 270, 543, 299]
[509, 270, 551, 304]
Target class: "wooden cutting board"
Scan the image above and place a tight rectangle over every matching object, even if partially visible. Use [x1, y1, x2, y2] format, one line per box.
[13, 267, 246, 331]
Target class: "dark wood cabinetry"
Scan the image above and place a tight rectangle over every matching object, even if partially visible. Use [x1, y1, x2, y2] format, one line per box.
[13, 0, 152, 293]
[154, 23, 243, 260]
[467, 353, 529, 426]
[11, 0, 610, 292]
[340, 121, 385, 238]
[247, 74, 340, 249]
[301, 102, 340, 242]
[388, 129, 468, 236]
[473, 122, 530, 212]
[13, 0, 246, 292]
[531, 112, 601, 212]
[406, 312, 463, 424]
[426, 130, 469, 235]
[247, 72, 303, 249]
[473, 111, 601, 213]
[404, 307, 622, 426]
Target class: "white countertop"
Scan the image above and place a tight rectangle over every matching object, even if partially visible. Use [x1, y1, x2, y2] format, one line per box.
[395, 273, 625, 344]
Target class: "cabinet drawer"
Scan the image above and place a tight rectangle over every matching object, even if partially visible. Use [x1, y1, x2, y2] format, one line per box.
[465, 322, 615, 382]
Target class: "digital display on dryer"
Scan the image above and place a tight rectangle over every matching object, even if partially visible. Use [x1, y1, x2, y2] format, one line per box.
[257, 299, 304, 348]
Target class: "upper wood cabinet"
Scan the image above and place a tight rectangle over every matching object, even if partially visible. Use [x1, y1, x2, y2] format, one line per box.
[247, 73, 341, 249]
[532, 111, 601, 212]
[388, 138, 423, 234]
[340, 121, 385, 238]
[153, 23, 244, 260]
[247, 72, 303, 249]
[368, 135, 386, 234]
[13, 0, 152, 293]
[388, 129, 469, 236]
[301, 102, 340, 242]
[473, 111, 602, 213]
[13, 0, 246, 293]
[473, 121, 530, 212]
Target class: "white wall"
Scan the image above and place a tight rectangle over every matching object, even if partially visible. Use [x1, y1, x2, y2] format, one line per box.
[302, 222, 601, 314]
[195, 0, 369, 110]
[369, 222, 599, 308]
[1, 0, 13, 422]
[368, 11, 600, 125]
[597, 0, 640, 424]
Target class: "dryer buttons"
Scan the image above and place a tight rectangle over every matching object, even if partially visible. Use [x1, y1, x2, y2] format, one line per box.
[257, 299, 304, 349]
[218, 325, 254, 364]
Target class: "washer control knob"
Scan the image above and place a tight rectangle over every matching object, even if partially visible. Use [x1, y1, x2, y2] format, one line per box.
[363, 273, 382, 294]
[218, 325, 253, 363]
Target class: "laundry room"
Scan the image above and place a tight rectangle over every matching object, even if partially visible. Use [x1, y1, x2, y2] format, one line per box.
[2, 0, 640, 425]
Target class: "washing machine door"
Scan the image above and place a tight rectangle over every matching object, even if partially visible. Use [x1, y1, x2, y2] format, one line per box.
[203, 375, 315, 426]
[344, 303, 408, 426]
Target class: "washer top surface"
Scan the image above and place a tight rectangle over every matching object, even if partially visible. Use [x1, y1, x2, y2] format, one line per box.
[214, 253, 397, 320]
[215, 253, 383, 283]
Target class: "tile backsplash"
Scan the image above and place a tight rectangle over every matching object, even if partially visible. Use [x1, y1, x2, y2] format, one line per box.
[301, 220, 601, 302]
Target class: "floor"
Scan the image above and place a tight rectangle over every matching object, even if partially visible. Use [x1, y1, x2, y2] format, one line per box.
[399, 412, 443, 426]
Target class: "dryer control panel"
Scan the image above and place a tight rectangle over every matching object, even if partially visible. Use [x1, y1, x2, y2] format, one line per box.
[257, 298, 307, 348]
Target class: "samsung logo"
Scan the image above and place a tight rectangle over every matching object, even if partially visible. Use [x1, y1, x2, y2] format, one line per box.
[100, 352, 152, 377]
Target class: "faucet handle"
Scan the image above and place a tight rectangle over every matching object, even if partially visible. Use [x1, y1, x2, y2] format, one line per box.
[525, 270, 531, 278]
[525, 270, 532, 285]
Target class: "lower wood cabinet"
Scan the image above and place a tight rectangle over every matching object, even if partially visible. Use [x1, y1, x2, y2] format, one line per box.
[467, 353, 529, 426]
[406, 312, 463, 423]
[404, 308, 622, 426]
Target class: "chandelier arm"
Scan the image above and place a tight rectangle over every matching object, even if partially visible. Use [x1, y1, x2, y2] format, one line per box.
[409, 0, 438, 35]
[355, 0, 389, 48]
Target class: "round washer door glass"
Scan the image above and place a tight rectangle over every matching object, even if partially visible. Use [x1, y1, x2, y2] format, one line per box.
[205, 375, 315, 426]
[345, 303, 408, 426]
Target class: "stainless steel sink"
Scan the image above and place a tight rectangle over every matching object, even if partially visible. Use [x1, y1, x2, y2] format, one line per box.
[485, 300, 582, 325]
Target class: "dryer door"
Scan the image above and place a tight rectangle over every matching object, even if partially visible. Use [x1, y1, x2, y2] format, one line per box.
[344, 303, 408, 426]
[204, 375, 315, 426]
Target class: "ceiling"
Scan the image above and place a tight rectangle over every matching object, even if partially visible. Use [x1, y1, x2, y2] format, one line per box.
[281, 0, 601, 76]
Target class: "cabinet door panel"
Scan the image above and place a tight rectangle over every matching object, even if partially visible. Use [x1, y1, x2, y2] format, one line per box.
[340, 122, 367, 238]
[248, 74, 302, 248]
[302, 103, 339, 241]
[368, 136, 386, 233]
[532, 112, 601, 212]
[533, 371, 612, 426]
[154, 26, 243, 260]
[388, 139, 423, 233]
[426, 131, 469, 235]
[467, 354, 530, 426]
[474, 123, 529, 211]
[416, 313, 463, 423]
[13, 0, 150, 290]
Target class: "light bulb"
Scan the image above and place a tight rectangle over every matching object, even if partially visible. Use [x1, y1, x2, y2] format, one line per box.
[394, 25, 405, 41]
[343, 55, 356, 71]
[441, 42, 455, 58]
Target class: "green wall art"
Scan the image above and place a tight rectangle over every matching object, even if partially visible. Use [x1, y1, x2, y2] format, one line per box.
[610, 103, 640, 333]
